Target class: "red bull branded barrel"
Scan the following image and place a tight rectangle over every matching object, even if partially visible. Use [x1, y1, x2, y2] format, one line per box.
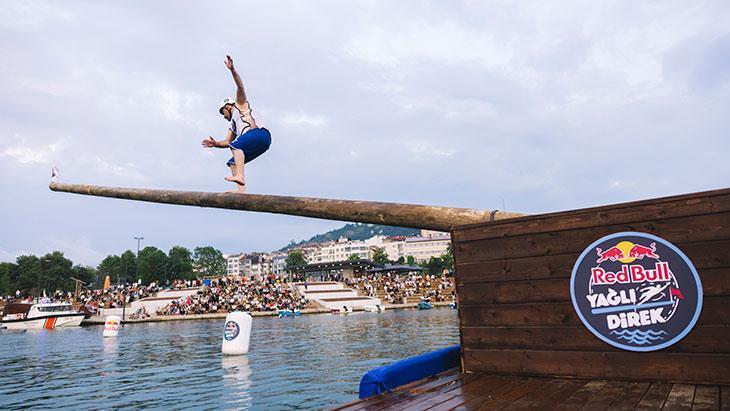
[570, 232, 703, 352]
[102, 315, 121, 337]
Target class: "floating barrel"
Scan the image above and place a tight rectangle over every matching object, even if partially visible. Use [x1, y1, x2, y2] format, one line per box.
[221, 311, 252, 355]
[102, 315, 121, 337]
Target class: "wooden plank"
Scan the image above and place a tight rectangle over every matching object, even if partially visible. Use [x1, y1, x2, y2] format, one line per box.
[525, 379, 590, 410]
[336, 370, 462, 411]
[446, 375, 515, 410]
[473, 378, 544, 410]
[505, 379, 583, 409]
[554, 380, 609, 410]
[460, 301, 581, 327]
[453, 190, 730, 242]
[458, 278, 570, 305]
[721, 386, 730, 411]
[461, 325, 730, 354]
[454, 214, 730, 263]
[607, 381, 652, 411]
[459, 297, 730, 327]
[456, 247, 730, 286]
[663, 384, 696, 411]
[392, 374, 488, 411]
[578, 380, 629, 410]
[691, 385, 720, 411]
[462, 349, 730, 385]
[457, 267, 730, 300]
[456, 253, 576, 284]
[636, 383, 673, 410]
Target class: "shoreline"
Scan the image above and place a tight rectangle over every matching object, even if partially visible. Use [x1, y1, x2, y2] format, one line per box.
[82, 302, 454, 325]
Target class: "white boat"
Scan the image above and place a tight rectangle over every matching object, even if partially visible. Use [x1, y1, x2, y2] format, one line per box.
[1, 302, 85, 330]
[331, 305, 354, 315]
[364, 305, 386, 313]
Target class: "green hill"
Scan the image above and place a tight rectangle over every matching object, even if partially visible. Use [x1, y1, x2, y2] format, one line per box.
[280, 223, 420, 251]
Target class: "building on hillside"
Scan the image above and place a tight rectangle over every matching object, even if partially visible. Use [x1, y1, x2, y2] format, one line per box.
[292, 243, 320, 264]
[224, 253, 245, 276]
[365, 235, 405, 261]
[242, 252, 272, 279]
[421, 229, 448, 237]
[403, 234, 451, 263]
[290, 233, 452, 265]
[306, 237, 371, 264]
[271, 252, 287, 276]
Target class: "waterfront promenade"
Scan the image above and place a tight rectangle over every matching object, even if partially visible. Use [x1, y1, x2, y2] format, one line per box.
[82, 301, 455, 324]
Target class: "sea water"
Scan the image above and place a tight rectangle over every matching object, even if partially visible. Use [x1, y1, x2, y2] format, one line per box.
[0, 308, 458, 410]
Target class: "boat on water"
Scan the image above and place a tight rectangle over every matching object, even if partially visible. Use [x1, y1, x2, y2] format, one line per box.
[0, 302, 85, 330]
[331, 305, 354, 315]
[417, 301, 433, 310]
[278, 309, 301, 318]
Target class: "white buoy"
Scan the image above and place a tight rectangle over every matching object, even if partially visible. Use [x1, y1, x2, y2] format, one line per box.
[102, 315, 121, 337]
[221, 311, 252, 355]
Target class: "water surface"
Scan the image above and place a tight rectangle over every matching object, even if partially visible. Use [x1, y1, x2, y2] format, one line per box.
[0, 308, 458, 410]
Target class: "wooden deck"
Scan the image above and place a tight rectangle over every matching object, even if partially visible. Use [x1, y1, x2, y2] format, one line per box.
[333, 369, 730, 411]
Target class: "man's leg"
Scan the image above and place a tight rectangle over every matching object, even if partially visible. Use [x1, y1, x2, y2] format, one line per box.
[225, 149, 246, 193]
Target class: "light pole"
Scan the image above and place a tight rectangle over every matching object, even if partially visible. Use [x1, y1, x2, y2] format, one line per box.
[126, 236, 143, 323]
[134, 236, 144, 282]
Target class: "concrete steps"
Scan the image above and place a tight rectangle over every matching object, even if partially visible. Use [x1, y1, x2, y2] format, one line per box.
[296, 282, 381, 309]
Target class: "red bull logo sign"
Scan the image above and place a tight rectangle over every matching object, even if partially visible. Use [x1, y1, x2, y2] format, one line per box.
[570, 232, 703, 352]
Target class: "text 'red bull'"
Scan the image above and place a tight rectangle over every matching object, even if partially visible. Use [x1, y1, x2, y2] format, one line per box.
[591, 262, 670, 285]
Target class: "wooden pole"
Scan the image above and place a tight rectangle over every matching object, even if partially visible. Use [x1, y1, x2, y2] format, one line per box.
[49, 182, 526, 231]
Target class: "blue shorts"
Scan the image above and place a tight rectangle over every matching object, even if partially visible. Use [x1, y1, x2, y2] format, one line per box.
[227, 127, 271, 166]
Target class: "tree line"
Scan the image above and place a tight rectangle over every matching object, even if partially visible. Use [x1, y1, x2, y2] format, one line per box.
[0, 246, 227, 296]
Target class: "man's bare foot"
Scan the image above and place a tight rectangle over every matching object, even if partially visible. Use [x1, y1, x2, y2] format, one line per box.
[225, 175, 245, 185]
[225, 184, 246, 194]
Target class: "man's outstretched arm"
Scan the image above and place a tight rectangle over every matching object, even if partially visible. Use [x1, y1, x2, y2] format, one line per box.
[202, 130, 235, 148]
[225, 55, 247, 105]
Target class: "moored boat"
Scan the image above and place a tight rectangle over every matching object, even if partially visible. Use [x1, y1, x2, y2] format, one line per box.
[0, 302, 85, 330]
[331, 305, 354, 315]
[278, 309, 301, 318]
[417, 301, 433, 310]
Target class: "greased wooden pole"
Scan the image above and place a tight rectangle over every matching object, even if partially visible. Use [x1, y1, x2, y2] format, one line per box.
[49, 182, 526, 231]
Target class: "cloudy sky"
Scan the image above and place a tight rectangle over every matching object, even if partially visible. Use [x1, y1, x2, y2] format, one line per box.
[1, 1, 728, 266]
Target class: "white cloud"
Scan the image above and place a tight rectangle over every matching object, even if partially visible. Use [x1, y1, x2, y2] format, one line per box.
[0, 135, 67, 165]
[141, 86, 203, 122]
[0, 0, 728, 267]
[406, 140, 456, 157]
[280, 111, 327, 127]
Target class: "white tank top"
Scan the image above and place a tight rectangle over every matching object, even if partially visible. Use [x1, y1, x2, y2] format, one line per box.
[229, 101, 257, 136]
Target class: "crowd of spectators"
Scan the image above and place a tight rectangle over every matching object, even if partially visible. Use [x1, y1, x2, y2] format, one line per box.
[0, 283, 161, 311]
[156, 275, 308, 316]
[348, 273, 454, 304]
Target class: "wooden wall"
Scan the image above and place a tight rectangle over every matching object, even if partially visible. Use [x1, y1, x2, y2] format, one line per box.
[451, 188, 730, 385]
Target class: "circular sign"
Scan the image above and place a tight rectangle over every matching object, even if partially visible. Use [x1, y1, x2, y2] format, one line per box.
[570, 232, 702, 352]
[224, 320, 240, 341]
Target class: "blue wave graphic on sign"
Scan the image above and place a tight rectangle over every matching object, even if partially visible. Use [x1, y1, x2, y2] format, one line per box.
[610, 329, 668, 345]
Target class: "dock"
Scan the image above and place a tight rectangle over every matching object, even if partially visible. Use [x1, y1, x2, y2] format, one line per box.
[334, 368, 729, 410]
[340, 187, 730, 409]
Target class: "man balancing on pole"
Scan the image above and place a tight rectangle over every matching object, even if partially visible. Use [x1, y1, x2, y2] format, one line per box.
[202, 55, 271, 193]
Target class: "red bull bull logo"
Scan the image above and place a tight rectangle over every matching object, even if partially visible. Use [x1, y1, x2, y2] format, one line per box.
[570, 232, 703, 352]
